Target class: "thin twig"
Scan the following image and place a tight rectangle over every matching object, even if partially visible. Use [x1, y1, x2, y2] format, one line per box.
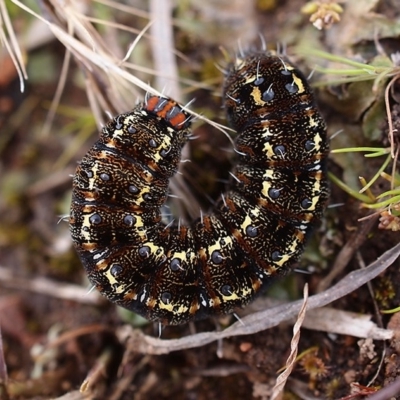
[317, 213, 379, 292]
[0, 266, 102, 305]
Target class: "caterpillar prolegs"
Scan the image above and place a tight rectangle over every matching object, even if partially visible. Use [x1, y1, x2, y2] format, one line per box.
[69, 52, 329, 325]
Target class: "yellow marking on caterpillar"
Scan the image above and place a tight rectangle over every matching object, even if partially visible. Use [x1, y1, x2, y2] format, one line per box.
[291, 73, 306, 94]
[88, 162, 99, 190]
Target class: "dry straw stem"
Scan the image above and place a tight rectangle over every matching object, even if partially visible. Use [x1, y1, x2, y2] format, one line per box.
[149, 0, 180, 99]
[17, 0, 163, 124]
[7, 0, 230, 133]
[271, 284, 308, 400]
[0, 0, 28, 92]
[7, 0, 231, 216]
[120, 242, 400, 355]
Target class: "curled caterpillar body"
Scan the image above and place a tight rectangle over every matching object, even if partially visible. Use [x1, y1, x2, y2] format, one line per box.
[69, 52, 329, 325]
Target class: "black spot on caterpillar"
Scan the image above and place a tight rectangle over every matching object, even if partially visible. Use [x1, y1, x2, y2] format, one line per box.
[69, 51, 329, 325]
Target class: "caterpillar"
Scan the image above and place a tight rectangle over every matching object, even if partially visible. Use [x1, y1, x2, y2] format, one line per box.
[69, 51, 329, 325]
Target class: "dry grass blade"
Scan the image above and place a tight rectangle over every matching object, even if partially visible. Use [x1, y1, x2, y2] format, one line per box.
[122, 242, 400, 354]
[271, 284, 309, 400]
[9, 0, 234, 218]
[10, 0, 233, 139]
[11, 0, 160, 94]
[40, 30, 72, 137]
[0, 0, 28, 92]
[384, 74, 400, 159]
[95, 0, 150, 20]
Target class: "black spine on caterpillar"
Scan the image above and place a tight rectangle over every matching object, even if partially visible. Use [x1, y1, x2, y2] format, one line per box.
[69, 52, 329, 325]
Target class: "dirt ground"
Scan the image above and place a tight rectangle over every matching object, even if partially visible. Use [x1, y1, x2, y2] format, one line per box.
[1, 1, 400, 399]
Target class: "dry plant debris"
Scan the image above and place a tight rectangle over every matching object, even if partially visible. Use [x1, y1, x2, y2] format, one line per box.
[1, 1, 400, 399]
